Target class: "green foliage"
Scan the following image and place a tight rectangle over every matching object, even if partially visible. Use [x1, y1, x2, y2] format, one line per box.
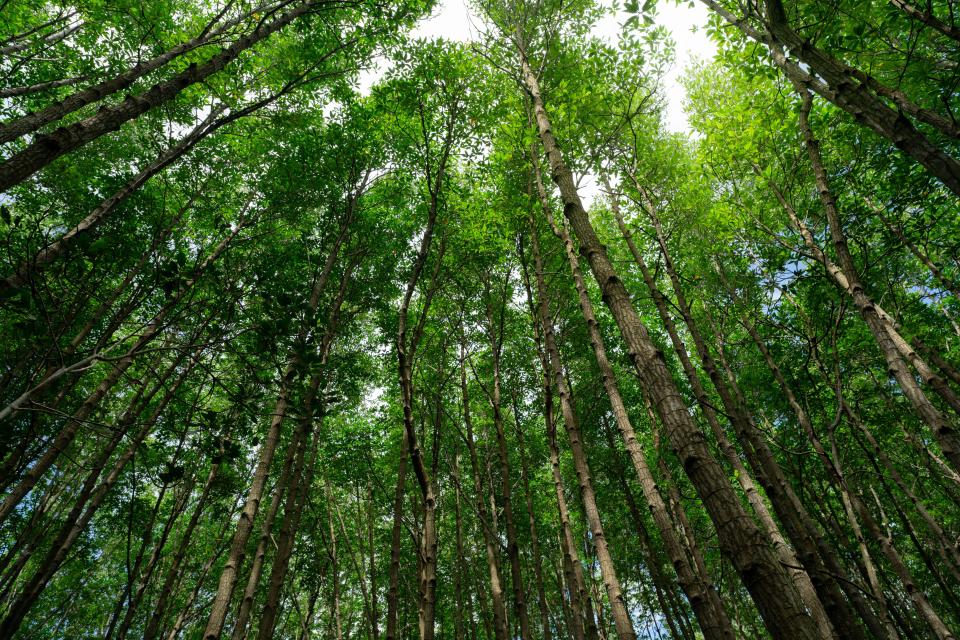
[1, 1, 959, 639]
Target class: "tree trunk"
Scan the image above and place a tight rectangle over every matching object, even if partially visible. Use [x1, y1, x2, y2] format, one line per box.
[537, 162, 734, 640]
[513, 397, 554, 640]
[385, 427, 410, 640]
[483, 288, 533, 640]
[459, 345, 511, 640]
[230, 427, 302, 640]
[143, 459, 221, 640]
[526, 205, 637, 640]
[518, 51, 819, 640]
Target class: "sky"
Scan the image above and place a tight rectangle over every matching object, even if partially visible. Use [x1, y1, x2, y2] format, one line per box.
[354, 0, 717, 205]
[403, 0, 717, 133]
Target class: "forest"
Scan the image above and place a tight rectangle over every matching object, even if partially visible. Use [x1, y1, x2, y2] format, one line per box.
[1, 0, 959, 638]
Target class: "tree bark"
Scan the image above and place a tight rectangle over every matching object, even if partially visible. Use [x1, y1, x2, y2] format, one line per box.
[535, 161, 734, 640]
[482, 283, 533, 640]
[143, 459, 221, 640]
[518, 50, 819, 640]
[513, 396, 554, 640]
[459, 344, 511, 640]
[202, 209, 348, 639]
[526, 204, 637, 640]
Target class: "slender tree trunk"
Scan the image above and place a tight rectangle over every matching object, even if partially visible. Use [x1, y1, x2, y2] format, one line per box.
[549, 424, 595, 640]
[368, 479, 379, 640]
[165, 507, 239, 640]
[143, 459, 221, 640]
[482, 288, 533, 640]
[526, 205, 636, 640]
[385, 427, 409, 640]
[513, 397, 554, 640]
[518, 51, 819, 640]
[536, 163, 734, 640]
[602, 422, 695, 640]
[230, 427, 303, 640]
[328, 477, 345, 640]
[452, 450, 468, 640]
[394, 121, 453, 637]
[202, 208, 348, 639]
[459, 346, 511, 640]
[254, 411, 317, 640]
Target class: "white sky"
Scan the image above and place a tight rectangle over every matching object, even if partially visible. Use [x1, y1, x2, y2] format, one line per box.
[404, 0, 716, 133]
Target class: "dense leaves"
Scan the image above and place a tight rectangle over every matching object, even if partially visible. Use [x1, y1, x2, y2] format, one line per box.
[1, 0, 959, 639]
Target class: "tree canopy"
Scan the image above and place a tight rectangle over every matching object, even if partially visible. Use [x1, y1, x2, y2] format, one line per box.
[1, 0, 959, 638]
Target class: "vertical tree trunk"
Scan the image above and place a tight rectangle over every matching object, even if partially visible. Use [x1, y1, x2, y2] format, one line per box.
[526, 206, 637, 640]
[513, 397, 554, 640]
[368, 480, 379, 640]
[385, 427, 410, 640]
[230, 427, 303, 640]
[518, 51, 819, 640]
[203, 211, 349, 639]
[143, 459, 221, 640]
[482, 287, 533, 640]
[459, 345, 511, 640]
[452, 450, 468, 640]
[536, 162, 734, 640]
